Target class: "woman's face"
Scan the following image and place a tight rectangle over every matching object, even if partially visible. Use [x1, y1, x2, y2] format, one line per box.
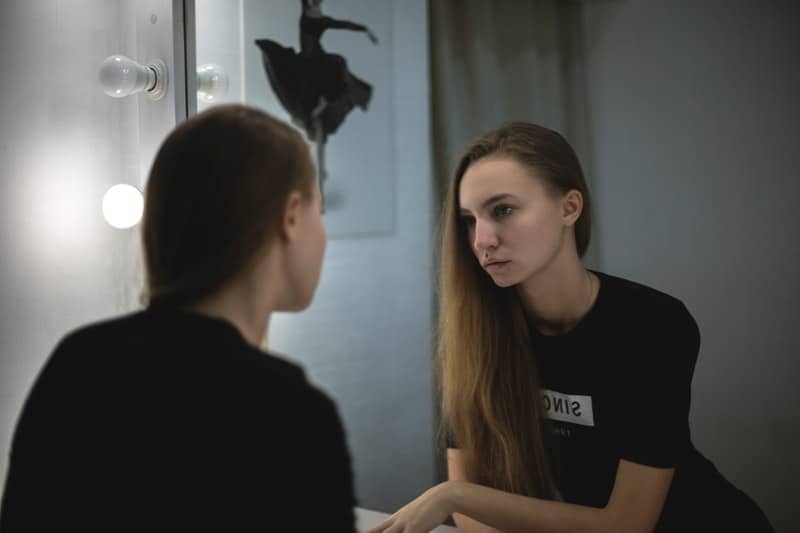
[458, 157, 574, 288]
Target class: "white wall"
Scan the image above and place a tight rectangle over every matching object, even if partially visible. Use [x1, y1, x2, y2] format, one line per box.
[0, 0, 179, 501]
[582, 1, 799, 530]
[194, 0, 435, 512]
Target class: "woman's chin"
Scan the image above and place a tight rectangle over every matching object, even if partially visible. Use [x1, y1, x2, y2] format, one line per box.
[488, 273, 519, 288]
[275, 294, 313, 313]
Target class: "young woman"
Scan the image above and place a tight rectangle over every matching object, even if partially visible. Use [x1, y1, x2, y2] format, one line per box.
[0, 105, 357, 532]
[370, 123, 773, 533]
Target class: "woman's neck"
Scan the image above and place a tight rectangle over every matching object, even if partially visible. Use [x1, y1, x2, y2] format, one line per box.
[516, 252, 598, 336]
[185, 281, 272, 348]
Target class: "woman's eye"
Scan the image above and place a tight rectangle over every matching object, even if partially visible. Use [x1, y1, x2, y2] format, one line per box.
[493, 205, 513, 218]
[461, 216, 476, 227]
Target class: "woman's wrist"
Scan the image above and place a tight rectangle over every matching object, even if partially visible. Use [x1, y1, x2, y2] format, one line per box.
[438, 480, 466, 516]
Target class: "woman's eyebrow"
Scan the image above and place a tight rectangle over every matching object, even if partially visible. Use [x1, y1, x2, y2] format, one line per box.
[459, 193, 516, 214]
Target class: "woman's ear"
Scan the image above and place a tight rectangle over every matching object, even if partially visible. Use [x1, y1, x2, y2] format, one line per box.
[561, 189, 584, 227]
[279, 191, 304, 243]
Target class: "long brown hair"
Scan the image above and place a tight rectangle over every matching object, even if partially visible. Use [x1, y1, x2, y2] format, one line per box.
[436, 122, 592, 499]
[142, 104, 314, 307]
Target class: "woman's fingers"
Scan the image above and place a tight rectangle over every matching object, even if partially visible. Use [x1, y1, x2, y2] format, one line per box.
[385, 520, 413, 533]
[366, 517, 394, 533]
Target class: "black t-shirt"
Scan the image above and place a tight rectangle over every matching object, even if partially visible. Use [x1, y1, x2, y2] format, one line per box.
[533, 271, 772, 531]
[0, 307, 357, 532]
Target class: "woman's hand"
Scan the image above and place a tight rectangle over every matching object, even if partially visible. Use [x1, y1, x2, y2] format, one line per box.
[366, 481, 456, 533]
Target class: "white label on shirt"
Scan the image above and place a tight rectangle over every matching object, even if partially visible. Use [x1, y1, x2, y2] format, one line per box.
[542, 389, 595, 427]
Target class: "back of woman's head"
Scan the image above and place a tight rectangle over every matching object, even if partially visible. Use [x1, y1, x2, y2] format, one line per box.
[142, 104, 314, 307]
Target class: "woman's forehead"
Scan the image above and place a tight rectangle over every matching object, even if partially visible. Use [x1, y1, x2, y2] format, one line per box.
[459, 158, 543, 207]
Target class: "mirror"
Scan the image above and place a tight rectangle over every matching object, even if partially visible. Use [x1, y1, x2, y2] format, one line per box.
[189, 2, 798, 530]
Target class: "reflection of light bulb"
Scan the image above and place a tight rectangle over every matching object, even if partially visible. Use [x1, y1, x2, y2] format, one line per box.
[197, 64, 229, 103]
[102, 184, 143, 229]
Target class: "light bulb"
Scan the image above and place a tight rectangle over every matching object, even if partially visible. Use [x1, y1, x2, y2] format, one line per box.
[99, 55, 153, 98]
[98, 55, 167, 100]
[197, 64, 229, 103]
[102, 184, 143, 229]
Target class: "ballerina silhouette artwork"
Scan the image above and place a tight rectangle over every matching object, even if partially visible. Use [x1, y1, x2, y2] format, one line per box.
[255, 0, 378, 207]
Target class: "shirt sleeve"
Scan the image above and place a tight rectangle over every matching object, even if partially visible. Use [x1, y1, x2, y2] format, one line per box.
[619, 300, 700, 468]
[296, 386, 358, 533]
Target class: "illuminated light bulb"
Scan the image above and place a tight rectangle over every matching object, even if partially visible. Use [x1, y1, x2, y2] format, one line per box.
[102, 184, 144, 229]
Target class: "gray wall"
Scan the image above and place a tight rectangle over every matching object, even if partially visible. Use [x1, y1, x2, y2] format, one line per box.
[582, 1, 799, 530]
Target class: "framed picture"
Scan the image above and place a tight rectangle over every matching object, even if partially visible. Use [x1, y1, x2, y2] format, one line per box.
[195, 0, 396, 238]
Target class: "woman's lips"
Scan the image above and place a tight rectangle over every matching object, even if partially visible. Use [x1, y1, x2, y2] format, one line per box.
[485, 260, 511, 272]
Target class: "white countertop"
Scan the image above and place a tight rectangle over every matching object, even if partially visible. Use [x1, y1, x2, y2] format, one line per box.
[355, 507, 459, 532]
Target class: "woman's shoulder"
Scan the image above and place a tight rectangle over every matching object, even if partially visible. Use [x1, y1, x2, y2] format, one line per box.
[594, 271, 700, 341]
[595, 271, 691, 315]
[248, 347, 309, 388]
[246, 350, 342, 429]
[54, 310, 311, 388]
[49, 310, 149, 362]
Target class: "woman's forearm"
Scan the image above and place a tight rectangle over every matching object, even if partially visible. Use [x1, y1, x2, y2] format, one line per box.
[445, 481, 613, 533]
[453, 511, 504, 533]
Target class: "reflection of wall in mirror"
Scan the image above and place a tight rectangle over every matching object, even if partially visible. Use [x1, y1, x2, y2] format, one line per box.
[244, 0, 395, 238]
[194, 0, 245, 111]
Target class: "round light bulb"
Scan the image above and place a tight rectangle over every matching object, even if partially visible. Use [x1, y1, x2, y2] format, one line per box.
[102, 184, 143, 229]
[197, 64, 229, 103]
[99, 55, 153, 98]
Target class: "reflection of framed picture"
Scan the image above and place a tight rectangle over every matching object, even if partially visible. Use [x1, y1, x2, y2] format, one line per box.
[244, 0, 395, 238]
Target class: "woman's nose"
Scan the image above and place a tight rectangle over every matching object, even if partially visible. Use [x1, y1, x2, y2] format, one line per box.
[473, 220, 499, 252]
